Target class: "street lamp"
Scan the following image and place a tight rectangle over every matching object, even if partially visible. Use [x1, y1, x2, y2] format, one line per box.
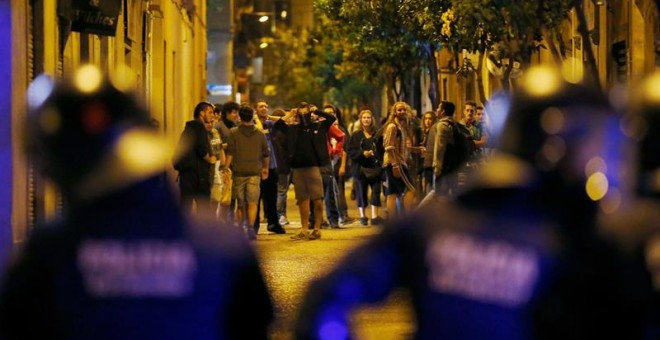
[240, 12, 277, 37]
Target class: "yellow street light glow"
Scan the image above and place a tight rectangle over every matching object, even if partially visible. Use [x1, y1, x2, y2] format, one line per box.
[259, 15, 269, 22]
[641, 72, 660, 104]
[74, 65, 103, 93]
[115, 129, 169, 176]
[280, 10, 287, 19]
[260, 42, 269, 49]
[522, 66, 561, 97]
[586, 171, 609, 201]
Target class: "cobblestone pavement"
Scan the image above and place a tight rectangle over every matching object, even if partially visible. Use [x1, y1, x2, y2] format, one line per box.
[253, 182, 415, 339]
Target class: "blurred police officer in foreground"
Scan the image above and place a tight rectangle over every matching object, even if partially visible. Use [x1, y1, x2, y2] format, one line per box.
[294, 67, 642, 339]
[601, 71, 660, 339]
[0, 65, 273, 339]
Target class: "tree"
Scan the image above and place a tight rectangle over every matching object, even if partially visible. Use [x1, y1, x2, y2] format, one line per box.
[268, 28, 325, 106]
[316, 0, 427, 109]
[313, 0, 574, 108]
[435, 0, 573, 98]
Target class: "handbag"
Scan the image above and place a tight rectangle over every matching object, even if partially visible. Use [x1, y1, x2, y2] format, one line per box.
[360, 165, 382, 179]
[359, 136, 382, 179]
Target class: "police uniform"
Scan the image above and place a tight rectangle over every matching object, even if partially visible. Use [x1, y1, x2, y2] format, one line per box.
[0, 67, 273, 339]
[600, 71, 660, 339]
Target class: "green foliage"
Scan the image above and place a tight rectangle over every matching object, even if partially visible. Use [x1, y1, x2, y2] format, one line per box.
[268, 28, 324, 106]
[276, 0, 575, 108]
[315, 0, 426, 101]
[444, 0, 572, 61]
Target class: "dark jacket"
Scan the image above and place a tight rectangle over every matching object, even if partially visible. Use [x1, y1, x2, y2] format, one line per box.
[0, 177, 273, 340]
[347, 130, 381, 177]
[175, 120, 212, 186]
[274, 111, 336, 169]
[272, 125, 290, 175]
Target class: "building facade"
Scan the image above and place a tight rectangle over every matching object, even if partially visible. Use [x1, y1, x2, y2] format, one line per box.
[0, 0, 209, 268]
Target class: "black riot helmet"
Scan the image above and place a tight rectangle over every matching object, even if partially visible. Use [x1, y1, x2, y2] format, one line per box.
[26, 65, 167, 201]
[495, 66, 629, 214]
[632, 71, 660, 199]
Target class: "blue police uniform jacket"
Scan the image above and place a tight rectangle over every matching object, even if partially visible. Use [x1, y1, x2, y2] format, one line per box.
[0, 177, 273, 339]
[295, 186, 644, 340]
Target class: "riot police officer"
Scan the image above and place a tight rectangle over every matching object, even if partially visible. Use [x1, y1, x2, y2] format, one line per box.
[601, 71, 660, 339]
[0, 65, 273, 339]
[294, 67, 641, 339]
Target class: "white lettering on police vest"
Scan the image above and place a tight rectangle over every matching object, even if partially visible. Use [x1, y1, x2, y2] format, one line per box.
[78, 240, 197, 297]
[426, 232, 539, 307]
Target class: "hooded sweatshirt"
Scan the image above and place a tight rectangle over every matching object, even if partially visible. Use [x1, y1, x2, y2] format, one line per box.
[226, 125, 269, 176]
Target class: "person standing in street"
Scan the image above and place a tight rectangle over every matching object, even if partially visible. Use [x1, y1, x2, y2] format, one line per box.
[174, 101, 217, 213]
[323, 104, 356, 226]
[217, 101, 240, 146]
[382, 101, 416, 219]
[208, 108, 231, 222]
[225, 105, 270, 240]
[275, 103, 336, 240]
[347, 109, 383, 226]
[0, 66, 273, 340]
[272, 108, 293, 227]
[424, 101, 458, 197]
[253, 100, 286, 234]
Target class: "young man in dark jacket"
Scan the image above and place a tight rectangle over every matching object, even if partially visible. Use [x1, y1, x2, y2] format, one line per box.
[175, 101, 217, 213]
[275, 103, 336, 240]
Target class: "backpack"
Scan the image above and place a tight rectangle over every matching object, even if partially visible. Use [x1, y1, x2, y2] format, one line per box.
[436, 120, 476, 175]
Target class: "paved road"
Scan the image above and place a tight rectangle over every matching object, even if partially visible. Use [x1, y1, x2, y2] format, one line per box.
[253, 183, 414, 339]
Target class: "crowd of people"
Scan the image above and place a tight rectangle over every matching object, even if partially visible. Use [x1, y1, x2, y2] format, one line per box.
[175, 96, 494, 241]
[2, 64, 660, 339]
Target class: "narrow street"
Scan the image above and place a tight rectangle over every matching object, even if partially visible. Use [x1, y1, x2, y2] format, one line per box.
[254, 183, 415, 339]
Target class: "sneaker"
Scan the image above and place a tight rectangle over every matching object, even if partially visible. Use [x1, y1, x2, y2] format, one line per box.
[340, 216, 357, 225]
[328, 221, 340, 229]
[279, 216, 290, 226]
[290, 232, 307, 241]
[308, 230, 322, 240]
[371, 217, 384, 225]
[267, 224, 286, 234]
[360, 217, 368, 226]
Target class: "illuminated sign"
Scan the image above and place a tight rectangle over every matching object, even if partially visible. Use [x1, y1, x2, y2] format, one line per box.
[207, 84, 233, 96]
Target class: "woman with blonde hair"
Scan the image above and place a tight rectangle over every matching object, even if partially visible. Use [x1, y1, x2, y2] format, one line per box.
[347, 109, 384, 226]
[381, 102, 416, 219]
